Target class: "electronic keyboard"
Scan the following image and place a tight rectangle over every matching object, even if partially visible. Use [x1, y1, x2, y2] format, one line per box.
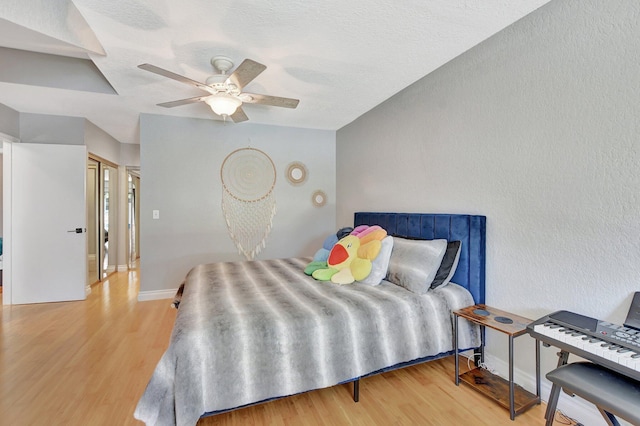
[527, 310, 640, 382]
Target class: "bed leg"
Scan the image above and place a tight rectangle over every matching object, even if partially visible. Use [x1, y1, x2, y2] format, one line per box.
[353, 379, 359, 402]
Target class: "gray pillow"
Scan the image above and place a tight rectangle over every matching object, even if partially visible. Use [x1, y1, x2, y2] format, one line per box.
[358, 236, 394, 286]
[430, 241, 461, 289]
[386, 237, 448, 294]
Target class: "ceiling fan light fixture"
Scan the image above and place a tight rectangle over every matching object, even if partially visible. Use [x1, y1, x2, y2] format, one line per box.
[205, 95, 242, 116]
[139, 56, 298, 124]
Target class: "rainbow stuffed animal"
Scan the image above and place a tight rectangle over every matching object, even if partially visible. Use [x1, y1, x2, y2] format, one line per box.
[308, 225, 387, 285]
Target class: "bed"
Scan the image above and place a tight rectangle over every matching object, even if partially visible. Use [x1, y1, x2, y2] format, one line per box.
[135, 212, 486, 426]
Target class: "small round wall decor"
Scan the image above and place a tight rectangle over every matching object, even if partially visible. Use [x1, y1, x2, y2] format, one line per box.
[311, 190, 327, 207]
[285, 161, 308, 186]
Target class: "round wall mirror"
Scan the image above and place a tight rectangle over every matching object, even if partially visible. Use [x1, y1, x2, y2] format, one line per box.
[312, 190, 327, 207]
[285, 162, 308, 186]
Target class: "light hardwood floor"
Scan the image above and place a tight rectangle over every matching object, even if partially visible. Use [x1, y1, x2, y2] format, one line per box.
[0, 268, 571, 425]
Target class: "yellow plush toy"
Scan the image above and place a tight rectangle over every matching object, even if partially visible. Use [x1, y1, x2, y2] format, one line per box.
[311, 225, 387, 284]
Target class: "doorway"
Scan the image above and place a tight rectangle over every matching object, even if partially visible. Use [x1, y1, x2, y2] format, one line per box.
[87, 159, 99, 284]
[87, 155, 118, 286]
[127, 168, 140, 269]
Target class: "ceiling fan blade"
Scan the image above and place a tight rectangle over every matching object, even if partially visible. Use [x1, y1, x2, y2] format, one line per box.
[157, 96, 209, 108]
[242, 93, 299, 109]
[138, 63, 210, 91]
[230, 106, 249, 123]
[227, 59, 266, 89]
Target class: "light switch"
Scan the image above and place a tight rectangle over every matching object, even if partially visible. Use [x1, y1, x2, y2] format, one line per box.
[152, 210, 160, 219]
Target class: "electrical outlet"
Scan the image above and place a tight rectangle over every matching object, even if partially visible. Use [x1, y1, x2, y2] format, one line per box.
[152, 210, 160, 219]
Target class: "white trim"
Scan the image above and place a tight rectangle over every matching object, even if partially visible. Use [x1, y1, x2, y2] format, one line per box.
[117, 264, 128, 272]
[483, 353, 604, 425]
[0, 132, 19, 144]
[2, 140, 12, 305]
[137, 288, 177, 302]
[85, 284, 92, 296]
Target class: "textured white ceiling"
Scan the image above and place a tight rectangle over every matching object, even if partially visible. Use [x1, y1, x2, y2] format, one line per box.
[0, 0, 551, 144]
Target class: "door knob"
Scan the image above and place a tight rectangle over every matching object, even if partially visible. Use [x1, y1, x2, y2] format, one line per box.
[67, 228, 84, 233]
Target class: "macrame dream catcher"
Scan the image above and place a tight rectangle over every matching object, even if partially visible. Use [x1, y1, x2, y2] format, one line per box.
[221, 147, 276, 260]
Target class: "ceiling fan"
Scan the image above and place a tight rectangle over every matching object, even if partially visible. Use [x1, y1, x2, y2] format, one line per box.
[138, 56, 299, 123]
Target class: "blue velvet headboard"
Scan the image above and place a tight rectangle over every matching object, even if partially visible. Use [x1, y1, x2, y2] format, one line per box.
[354, 212, 486, 305]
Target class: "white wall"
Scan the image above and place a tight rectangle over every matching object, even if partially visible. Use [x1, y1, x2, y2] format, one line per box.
[337, 1, 640, 422]
[139, 114, 336, 295]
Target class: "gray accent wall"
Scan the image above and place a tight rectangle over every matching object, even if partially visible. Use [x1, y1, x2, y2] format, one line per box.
[0, 103, 19, 138]
[0, 47, 116, 94]
[336, 0, 640, 413]
[16, 114, 134, 167]
[120, 142, 140, 166]
[19, 113, 85, 145]
[139, 114, 336, 293]
[85, 120, 121, 164]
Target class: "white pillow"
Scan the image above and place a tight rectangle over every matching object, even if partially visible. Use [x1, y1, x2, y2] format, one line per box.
[358, 236, 394, 286]
[386, 238, 448, 294]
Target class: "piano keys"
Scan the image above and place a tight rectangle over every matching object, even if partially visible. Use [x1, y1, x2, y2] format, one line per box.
[527, 310, 640, 382]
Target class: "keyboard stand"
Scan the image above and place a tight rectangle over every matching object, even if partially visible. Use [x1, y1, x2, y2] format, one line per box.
[544, 350, 570, 422]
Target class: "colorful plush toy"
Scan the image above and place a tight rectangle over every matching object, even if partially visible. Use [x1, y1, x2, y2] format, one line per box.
[308, 225, 387, 285]
[304, 228, 352, 276]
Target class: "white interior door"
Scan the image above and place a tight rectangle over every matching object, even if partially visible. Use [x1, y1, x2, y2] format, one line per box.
[11, 143, 87, 304]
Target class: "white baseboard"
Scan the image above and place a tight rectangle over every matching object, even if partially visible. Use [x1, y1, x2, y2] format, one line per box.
[137, 288, 177, 302]
[482, 353, 607, 425]
[117, 264, 128, 272]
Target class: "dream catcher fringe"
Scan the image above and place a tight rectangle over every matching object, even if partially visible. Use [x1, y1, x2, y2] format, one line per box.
[221, 148, 277, 260]
[222, 193, 276, 260]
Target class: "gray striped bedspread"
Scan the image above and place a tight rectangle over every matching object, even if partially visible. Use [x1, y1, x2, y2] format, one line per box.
[134, 257, 480, 426]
